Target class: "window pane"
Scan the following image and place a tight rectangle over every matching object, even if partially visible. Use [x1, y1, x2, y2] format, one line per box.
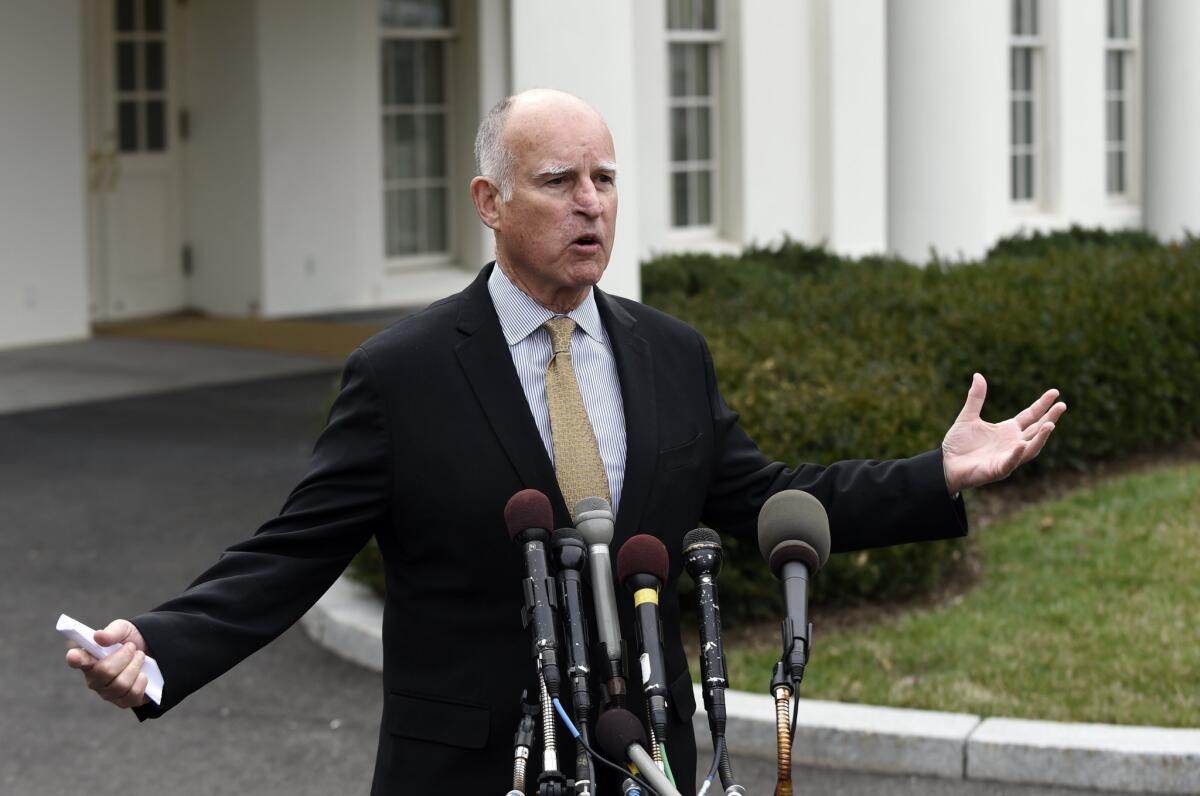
[1107, 99, 1124, 143]
[670, 107, 688, 162]
[1114, 151, 1125, 193]
[116, 0, 136, 33]
[143, 0, 164, 32]
[696, 170, 712, 225]
[418, 112, 446, 178]
[693, 106, 711, 160]
[379, 0, 452, 28]
[145, 41, 165, 92]
[382, 41, 418, 105]
[672, 172, 689, 226]
[668, 0, 715, 30]
[669, 45, 687, 97]
[117, 42, 137, 92]
[385, 188, 419, 256]
[384, 114, 416, 180]
[418, 41, 444, 104]
[1012, 48, 1032, 92]
[118, 101, 139, 152]
[145, 100, 166, 151]
[425, 187, 448, 251]
[1029, 0, 1039, 35]
[690, 44, 711, 96]
[1023, 154, 1034, 199]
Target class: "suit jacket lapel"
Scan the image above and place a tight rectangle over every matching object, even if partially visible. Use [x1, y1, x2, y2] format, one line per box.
[596, 288, 658, 540]
[454, 265, 562, 512]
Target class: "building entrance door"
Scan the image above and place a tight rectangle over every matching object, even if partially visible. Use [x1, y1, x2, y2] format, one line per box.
[85, 0, 186, 321]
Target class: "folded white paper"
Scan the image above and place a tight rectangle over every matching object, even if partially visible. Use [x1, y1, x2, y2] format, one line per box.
[57, 614, 163, 705]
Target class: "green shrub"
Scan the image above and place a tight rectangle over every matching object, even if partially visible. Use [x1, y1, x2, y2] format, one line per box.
[651, 231, 1199, 621]
[346, 228, 1200, 624]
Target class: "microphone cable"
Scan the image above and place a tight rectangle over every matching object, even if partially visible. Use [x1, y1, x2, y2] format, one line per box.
[696, 736, 725, 796]
[551, 697, 660, 796]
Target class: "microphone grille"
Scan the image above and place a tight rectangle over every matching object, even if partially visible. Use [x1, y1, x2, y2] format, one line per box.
[682, 527, 721, 551]
[573, 496, 611, 521]
[615, 534, 669, 585]
[553, 527, 584, 544]
[595, 708, 647, 760]
[503, 489, 553, 541]
[757, 490, 831, 573]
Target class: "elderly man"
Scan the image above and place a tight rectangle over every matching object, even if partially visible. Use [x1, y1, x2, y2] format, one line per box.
[67, 89, 1065, 793]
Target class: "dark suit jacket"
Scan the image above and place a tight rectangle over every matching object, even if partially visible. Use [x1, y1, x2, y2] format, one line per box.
[133, 263, 966, 793]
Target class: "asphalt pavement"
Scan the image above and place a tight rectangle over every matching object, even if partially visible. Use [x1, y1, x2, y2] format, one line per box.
[1, 342, 1141, 795]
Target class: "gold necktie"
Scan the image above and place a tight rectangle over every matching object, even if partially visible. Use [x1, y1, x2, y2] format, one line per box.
[543, 316, 611, 513]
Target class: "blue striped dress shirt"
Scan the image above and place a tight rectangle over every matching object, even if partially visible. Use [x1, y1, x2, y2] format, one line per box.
[487, 264, 628, 514]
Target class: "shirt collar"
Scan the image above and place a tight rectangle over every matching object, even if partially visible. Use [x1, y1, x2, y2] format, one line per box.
[487, 263, 607, 346]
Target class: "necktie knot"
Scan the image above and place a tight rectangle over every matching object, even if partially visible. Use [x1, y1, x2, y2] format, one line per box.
[544, 316, 576, 354]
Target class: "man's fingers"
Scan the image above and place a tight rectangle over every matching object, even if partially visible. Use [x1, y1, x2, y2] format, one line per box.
[1015, 389, 1060, 430]
[84, 642, 135, 692]
[65, 647, 97, 671]
[1020, 422, 1055, 463]
[113, 673, 149, 709]
[955, 373, 987, 422]
[97, 648, 145, 702]
[1021, 403, 1066, 440]
[94, 619, 137, 648]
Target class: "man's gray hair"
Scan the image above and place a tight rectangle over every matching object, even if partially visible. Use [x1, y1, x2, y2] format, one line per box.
[474, 97, 516, 201]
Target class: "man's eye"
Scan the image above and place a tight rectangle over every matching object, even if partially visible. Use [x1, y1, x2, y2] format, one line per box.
[547, 177, 566, 186]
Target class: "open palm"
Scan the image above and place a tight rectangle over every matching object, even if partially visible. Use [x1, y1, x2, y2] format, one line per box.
[942, 373, 1067, 494]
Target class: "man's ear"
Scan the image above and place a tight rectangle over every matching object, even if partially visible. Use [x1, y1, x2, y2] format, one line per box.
[471, 176, 502, 231]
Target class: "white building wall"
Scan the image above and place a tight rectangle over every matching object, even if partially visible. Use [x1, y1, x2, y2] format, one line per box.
[887, 0, 1009, 263]
[1143, 0, 1200, 241]
[509, 0, 642, 301]
[183, 0, 263, 316]
[0, 3, 90, 349]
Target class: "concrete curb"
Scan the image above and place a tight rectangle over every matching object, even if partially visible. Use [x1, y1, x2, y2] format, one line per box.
[301, 576, 1200, 793]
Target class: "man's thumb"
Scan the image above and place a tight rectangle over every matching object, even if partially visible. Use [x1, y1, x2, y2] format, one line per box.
[94, 619, 135, 647]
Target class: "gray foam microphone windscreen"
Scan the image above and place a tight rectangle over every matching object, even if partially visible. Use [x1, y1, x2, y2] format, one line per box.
[757, 489, 831, 575]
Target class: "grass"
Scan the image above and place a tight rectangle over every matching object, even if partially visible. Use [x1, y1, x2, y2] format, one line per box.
[713, 462, 1200, 727]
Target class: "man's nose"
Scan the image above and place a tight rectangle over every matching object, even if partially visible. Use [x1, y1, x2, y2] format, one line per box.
[574, 179, 603, 218]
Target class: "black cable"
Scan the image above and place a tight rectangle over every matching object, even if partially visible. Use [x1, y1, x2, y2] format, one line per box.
[703, 735, 724, 789]
[790, 684, 800, 744]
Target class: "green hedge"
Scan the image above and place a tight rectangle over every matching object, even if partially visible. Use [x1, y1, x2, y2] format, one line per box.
[647, 229, 1199, 621]
[347, 228, 1200, 623]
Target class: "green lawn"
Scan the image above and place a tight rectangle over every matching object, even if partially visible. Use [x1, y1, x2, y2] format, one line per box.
[716, 463, 1200, 727]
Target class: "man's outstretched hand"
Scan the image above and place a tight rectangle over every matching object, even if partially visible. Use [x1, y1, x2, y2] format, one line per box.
[64, 619, 150, 709]
[942, 373, 1067, 495]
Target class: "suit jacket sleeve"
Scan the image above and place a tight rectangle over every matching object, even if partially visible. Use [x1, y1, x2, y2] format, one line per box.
[133, 347, 392, 719]
[696, 335, 967, 552]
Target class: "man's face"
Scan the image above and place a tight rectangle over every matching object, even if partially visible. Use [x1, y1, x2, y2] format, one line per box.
[491, 102, 618, 309]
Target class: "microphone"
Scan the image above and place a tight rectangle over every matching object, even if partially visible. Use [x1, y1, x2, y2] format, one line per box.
[757, 489, 831, 684]
[595, 709, 682, 796]
[553, 528, 594, 795]
[573, 496, 628, 708]
[615, 534, 671, 758]
[505, 489, 563, 697]
[682, 528, 744, 794]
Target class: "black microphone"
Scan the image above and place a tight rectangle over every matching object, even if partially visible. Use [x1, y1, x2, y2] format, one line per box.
[504, 489, 562, 698]
[757, 489, 831, 684]
[595, 709, 682, 796]
[615, 534, 671, 754]
[682, 528, 744, 794]
[553, 528, 594, 795]
[573, 496, 628, 708]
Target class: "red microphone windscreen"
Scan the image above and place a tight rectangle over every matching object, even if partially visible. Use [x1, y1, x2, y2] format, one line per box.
[615, 534, 669, 584]
[503, 489, 553, 540]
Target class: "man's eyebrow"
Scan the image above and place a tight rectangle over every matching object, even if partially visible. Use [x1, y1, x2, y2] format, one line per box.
[531, 162, 620, 179]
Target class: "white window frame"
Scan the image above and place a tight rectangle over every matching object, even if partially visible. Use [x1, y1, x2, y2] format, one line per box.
[1010, 0, 1044, 207]
[378, 4, 456, 270]
[1105, 0, 1139, 202]
[666, 1, 721, 236]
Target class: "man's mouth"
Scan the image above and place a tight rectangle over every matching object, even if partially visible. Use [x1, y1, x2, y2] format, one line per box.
[571, 235, 601, 252]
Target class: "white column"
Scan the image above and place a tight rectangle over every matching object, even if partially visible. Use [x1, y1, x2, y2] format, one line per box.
[1143, 0, 1200, 241]
[826, 0, 888, 256]
[887, 0, 1008, 263]
[0, 2, 89, 348]
[509, 0, 642, 301]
